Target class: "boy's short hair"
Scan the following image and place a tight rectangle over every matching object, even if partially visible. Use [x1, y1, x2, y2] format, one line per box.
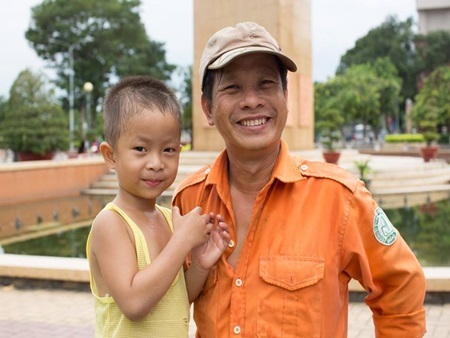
[103, 75, 182, 147]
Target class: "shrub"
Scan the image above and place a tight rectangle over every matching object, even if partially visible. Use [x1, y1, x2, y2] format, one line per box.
[384, 134, 425, 143]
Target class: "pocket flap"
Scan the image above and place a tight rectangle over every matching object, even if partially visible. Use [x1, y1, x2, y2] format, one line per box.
[259, 256, 325, 291]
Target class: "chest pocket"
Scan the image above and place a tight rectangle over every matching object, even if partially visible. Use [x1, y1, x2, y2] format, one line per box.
[257, 256, 324, 338]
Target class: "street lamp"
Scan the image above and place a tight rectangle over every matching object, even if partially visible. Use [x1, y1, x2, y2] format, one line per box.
[83, 81, 93, 138]
[48, 38, 75, 152]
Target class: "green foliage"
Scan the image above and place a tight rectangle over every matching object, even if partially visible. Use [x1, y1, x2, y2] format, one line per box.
[25, 0, 175, 131]
[178, 66, 193, 132]
[384, 134, 425, 143]
[386, 200, 450, 266]
[415, 30, 450, 76]
[315, 107, 344, 151]
[315, 59, 402, 140]
[0, 69, 69, 154]
[337, 16, 417, 102]
[0, 96, 6, 123]
[353, 159, 371, 182]
[411, 65, 450, 145]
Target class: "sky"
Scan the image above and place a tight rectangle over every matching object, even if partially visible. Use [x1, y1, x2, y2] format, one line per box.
[0, 0, 418, 98]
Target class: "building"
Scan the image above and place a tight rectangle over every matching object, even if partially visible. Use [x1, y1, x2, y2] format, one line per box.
[416, 0, 450, 34]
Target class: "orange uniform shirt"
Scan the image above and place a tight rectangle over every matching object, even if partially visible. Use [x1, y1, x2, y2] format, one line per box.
[173, 140, 426, 338]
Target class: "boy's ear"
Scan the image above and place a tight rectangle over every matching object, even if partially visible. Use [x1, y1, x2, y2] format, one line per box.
[201, 95, 215, 126]
[100, 142, 116, 169]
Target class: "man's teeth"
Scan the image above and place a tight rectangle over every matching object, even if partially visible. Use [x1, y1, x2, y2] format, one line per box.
[241, 118, 267, 127]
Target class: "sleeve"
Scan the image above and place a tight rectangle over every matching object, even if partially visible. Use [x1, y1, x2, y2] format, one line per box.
[341, 182, 426, 338]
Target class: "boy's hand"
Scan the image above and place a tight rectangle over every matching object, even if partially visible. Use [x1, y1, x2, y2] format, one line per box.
[191, 213, 231, 270]
[172, 206, 213, 249]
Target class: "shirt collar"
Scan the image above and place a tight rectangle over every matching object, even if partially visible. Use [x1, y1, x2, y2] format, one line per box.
[205, 139, 306, 190]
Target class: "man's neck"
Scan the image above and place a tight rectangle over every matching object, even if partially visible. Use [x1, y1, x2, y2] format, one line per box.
[227, 144, 280, 195]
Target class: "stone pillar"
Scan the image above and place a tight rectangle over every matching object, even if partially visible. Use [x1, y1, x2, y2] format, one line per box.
[192, 0, 314, 151]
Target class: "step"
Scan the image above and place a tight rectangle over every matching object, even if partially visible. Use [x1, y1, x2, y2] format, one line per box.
[370, 172, 450, 189]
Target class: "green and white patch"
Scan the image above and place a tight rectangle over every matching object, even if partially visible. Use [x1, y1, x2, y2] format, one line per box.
[373, 207, 397, 246]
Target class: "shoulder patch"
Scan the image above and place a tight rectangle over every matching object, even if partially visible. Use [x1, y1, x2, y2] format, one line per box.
[373, 207, 397, 246]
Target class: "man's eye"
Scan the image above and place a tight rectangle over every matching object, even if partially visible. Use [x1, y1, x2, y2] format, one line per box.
[261, 79, 276, 86]
[220, 84, 239, 91]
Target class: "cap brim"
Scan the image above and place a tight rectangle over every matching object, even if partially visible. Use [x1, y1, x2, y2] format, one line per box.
[208, 46, 297, 72]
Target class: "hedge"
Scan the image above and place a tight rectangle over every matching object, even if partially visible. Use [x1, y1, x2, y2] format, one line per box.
[384, 134, 425, 143]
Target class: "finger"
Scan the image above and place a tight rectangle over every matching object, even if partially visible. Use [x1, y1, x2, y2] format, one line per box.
[172, 206, 181, 222]
[217, 221, 229, 233]
[221, 230, 231, 241]
[193, 206, 203, 215]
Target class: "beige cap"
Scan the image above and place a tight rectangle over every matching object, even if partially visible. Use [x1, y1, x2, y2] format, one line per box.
[199, 22, 297, 88]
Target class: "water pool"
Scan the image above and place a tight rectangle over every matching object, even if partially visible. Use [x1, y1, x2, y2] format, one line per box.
[2, 199, 449, 267]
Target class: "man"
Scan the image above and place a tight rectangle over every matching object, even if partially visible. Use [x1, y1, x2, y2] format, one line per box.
[173, 21, 426, 337]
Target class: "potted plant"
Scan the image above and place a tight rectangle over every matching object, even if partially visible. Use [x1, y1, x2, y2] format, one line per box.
[0, 69, 69, 161]
[417, 119, 440, 162]
[354, 159, 372, 188]
[316, 107, 344, 164]
[410, 66, 450, 162]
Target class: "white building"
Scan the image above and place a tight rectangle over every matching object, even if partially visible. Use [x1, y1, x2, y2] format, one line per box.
[416, 0, 450, 34]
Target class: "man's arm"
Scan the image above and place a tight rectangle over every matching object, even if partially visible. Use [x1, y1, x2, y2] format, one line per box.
[341, 184, 426, 337]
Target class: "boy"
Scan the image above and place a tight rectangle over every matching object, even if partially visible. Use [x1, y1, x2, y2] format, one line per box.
[86, 75, 229, 337]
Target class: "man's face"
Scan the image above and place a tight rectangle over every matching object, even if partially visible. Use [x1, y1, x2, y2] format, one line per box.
[202, 54, 288, 155]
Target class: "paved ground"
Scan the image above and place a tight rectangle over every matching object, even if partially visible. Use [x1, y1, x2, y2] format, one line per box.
[0, 285, 449, 337]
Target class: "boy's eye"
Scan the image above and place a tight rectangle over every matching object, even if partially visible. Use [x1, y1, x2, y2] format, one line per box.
[134, 146, 146, 152]
[164, 147, 177, 153]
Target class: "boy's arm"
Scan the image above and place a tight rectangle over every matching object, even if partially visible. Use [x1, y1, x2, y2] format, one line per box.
[185, 215, 230, 302]
[90, 207, 211, 321]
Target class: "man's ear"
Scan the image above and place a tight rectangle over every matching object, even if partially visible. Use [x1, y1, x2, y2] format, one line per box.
[99, 142, 116, 169]
[201, 95, 215, 126]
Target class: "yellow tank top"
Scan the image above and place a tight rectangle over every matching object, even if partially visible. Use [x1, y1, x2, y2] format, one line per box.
[86, 202, 190, 337]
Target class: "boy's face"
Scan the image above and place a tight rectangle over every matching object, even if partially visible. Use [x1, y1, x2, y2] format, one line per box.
[112, 108, 181, 202]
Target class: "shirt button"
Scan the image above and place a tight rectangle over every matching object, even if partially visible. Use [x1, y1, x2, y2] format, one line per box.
[235, 278, 243, 287]
[233, 325, 241, 334]
[300, 164, 308, 171]
[228, 239, 235, 248]
[204, 168, 210, 174]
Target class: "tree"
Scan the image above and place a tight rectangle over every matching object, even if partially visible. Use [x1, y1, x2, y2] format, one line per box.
[320, 65, 380, 139]
[411, 65, 450, 145]
[178, 66, 193, 132]
[0, 96, 6, 124]
[337, 16, 417, 105]
[315, 60, 402, 142]
[25, 0, 175, 133]
[0, 69, 69, 156]
[415, 30, 450, 76]
[370, 58, 403, 133]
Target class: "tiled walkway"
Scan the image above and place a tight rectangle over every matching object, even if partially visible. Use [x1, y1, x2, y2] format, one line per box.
[0, 285, 449, 337]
